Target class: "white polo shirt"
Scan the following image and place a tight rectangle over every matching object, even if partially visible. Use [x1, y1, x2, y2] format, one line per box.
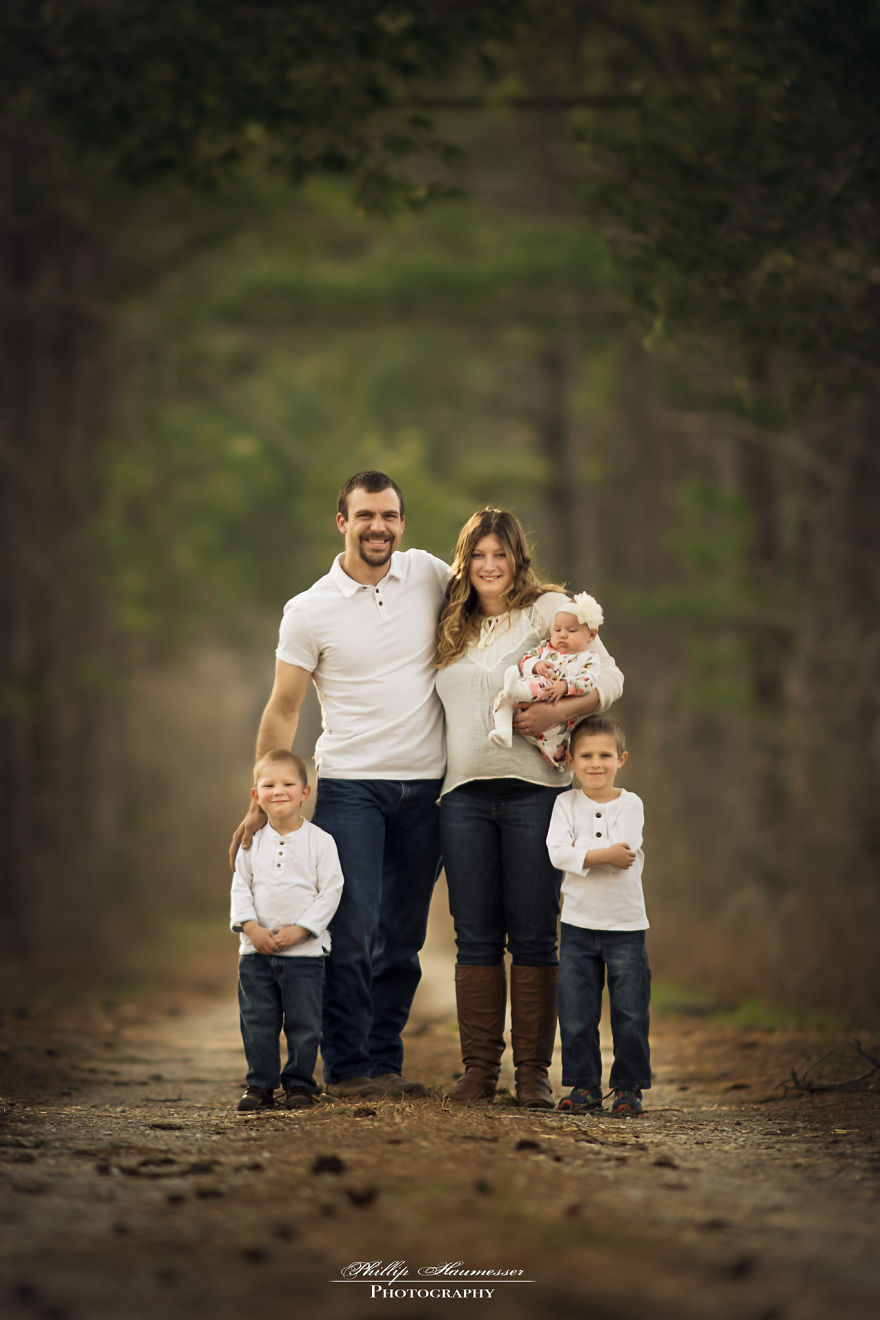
[276, 549, 451, 779]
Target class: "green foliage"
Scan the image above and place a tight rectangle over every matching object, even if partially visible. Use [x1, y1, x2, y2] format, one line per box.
[617, 478, 755, 708]
[562, 0, 880, 385]
[1, 0, 525, 209]
[104, 175, 621, 644]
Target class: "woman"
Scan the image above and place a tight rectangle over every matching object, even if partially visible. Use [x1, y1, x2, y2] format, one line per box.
[435, 509, 624, 1108]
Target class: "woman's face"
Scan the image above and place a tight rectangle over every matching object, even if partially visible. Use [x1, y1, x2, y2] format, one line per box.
[468, 533, 515, 613]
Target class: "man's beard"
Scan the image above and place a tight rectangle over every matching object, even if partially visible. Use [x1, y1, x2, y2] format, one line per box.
[358, 535, 394, 566]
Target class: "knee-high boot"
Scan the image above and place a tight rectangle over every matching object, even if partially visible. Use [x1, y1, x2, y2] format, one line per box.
[510, 964, 557, 1109]
[445, 964, 507, 1104]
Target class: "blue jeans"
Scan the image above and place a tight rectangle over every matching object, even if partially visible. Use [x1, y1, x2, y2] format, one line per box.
[238, 954, 325, 1092]
[439, 783, 563, 966]
[558, 924, 652, 1090]
[312, 777, 442, 1084]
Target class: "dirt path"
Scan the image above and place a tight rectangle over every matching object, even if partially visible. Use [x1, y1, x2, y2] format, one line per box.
[1, 961, 878, 1320]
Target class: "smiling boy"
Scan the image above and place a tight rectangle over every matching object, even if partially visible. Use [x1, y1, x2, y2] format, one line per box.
[546, 715, 651, 1116]
[230, 750, 344, 1112]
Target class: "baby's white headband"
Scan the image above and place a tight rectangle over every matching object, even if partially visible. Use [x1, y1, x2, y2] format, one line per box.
[567, 591, 604, 630]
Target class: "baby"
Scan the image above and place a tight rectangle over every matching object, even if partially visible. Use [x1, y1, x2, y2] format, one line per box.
[489, 592, 604, 769]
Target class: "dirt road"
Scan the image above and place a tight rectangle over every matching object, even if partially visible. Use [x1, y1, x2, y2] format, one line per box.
[1, 955, 878, 1320]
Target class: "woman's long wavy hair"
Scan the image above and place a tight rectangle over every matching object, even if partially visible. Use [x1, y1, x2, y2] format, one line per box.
[436, 508, 565, 668]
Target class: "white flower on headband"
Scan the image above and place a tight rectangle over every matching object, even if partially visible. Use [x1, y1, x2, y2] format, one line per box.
[569, 592, 604, 630]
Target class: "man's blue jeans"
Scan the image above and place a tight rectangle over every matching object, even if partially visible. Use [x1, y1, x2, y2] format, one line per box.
[313, 777, 442, 1084]
[238, 953, 325, 1092]
[558, 924, 652, 1090]
[439, 783, 563, 966]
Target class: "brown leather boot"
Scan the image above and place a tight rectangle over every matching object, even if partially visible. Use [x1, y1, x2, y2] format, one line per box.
[445, 964, 507, 1104]
[510, 964, 558, 1109]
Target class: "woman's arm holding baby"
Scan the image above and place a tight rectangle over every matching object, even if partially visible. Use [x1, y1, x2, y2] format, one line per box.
[513, 687, 599, 735]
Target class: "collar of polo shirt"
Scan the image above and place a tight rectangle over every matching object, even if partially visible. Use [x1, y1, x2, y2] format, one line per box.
[329, 551, 407, 596]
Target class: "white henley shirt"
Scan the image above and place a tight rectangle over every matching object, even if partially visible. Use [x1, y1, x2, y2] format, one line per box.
[230, 819, 344, 956]
[546, 787, 649, 931]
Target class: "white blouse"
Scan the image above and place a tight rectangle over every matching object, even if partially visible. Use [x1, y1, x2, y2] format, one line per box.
[435, 592, 624, 798]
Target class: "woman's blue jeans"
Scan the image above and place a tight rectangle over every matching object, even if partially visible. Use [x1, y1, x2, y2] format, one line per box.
[313, 777, 442, 1084]
[558, 923, 652, 1090]
[439, 783, 563, 966]
[237, 953, 325, 1092]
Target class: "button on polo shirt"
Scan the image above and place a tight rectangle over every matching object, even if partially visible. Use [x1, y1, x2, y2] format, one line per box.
[276, 549, 451, 780]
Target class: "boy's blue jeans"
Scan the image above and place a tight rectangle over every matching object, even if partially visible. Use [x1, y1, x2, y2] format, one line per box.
[558, 924, 652, 1091]
[312, 777, 442, 1084]
[238, 953, 325, 1093]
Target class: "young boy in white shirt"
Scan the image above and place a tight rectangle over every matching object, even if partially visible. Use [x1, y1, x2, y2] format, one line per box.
[230, 750, 344, 1112]
[546, 715, 650, 1116]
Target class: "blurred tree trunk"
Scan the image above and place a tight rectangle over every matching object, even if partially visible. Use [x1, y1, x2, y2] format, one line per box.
[738, 358, 790, 886]
[537, 341, 580, 584]
[0, 126, 126, 957]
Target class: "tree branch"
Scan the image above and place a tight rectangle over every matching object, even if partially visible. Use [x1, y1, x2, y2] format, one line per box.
[401, 93, 636, 111]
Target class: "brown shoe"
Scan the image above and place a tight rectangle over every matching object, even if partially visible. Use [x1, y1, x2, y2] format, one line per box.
[370, 1073, 432, 1098]
[236, 1085, 275, 1112]
[324, 1075, 384, 1099]
[510, 964, 558, 1109]
[445, 964, 507, 1105]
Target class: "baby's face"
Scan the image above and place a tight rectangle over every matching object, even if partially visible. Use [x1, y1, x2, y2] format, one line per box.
[550, 612, 596, 654]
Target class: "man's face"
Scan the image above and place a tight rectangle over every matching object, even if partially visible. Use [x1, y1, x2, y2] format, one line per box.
[337, 485, 405, 568]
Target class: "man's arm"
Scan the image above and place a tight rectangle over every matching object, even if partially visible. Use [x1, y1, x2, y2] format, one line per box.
[255, 659, 313, 758]
[228, 661, 313, 870]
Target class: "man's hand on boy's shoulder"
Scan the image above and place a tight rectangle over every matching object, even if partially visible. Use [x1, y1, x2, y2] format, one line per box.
[229, 802, 268, 870]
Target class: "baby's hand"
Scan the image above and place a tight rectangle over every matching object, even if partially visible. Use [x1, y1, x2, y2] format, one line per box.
[273, 924, 311, 950]
[606, 843, 637, 869]
[542, 677, 569, 705]
[244, 922, 280, 954]
[533, 660, 553, 678]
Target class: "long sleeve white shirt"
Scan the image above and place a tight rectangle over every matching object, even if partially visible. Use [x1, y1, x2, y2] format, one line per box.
[230, 819, 344, 956]
[547, 787, 649, 931]
[436, 592, 624, 797]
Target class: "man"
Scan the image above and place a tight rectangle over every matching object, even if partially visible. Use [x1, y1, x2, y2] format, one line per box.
[231, 472, 450, 1098]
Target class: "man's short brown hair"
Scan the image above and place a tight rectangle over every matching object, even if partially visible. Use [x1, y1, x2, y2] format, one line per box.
[337, 471, 404, 519]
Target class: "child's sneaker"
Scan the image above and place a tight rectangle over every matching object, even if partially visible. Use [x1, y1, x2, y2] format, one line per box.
[611, 1087, 643, 1116]
[237, 1085, 275, 1112]
[556, 1086, 604, 1114]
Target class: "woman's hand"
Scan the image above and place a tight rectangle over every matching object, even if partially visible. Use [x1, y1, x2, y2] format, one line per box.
[512, 702, 563, 736]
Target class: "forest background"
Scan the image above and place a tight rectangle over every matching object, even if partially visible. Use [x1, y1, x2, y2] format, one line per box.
[2, 0, 878, 1024]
